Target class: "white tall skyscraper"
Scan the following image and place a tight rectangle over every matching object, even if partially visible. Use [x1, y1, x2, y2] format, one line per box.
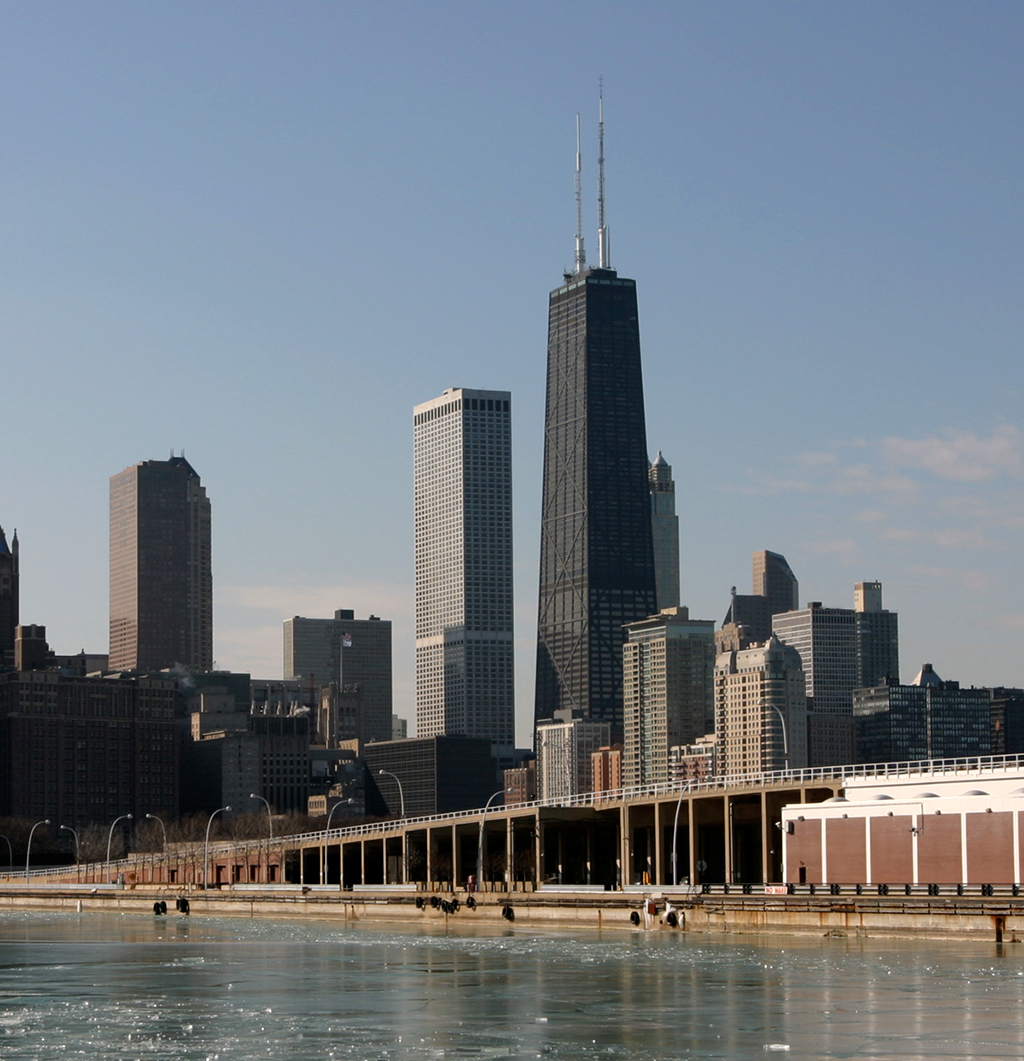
[414, 388, 514, 751]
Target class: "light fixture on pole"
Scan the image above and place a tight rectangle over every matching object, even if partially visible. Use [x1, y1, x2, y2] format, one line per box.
[768, 704, 790, 767]
[60, 825, 80, 874]
[249, 793, 273, 839]
[145, 814, 168, 884]
[322, 797, 355, 885]
[25, 819, 51, 882]
[670, 781, 693, 888]
[476, 789, 507, 891]
[249, 794, 272, 886]
[378, 770, 405, 817]
[106, 814, 133, 884]
[203, 806, 231, 889]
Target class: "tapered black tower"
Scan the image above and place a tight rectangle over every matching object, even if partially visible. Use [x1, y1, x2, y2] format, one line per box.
[534, 265, 657, 735]
[0, 525, 18, 665]
[535, 98, 657, 738]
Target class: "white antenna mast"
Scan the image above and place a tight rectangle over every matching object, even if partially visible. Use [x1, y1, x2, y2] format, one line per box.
[597, 79, 610, 269]
[574, 113, 586, 274]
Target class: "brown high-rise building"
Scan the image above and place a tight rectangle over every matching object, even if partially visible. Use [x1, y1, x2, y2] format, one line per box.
[109, 456, 212, 672]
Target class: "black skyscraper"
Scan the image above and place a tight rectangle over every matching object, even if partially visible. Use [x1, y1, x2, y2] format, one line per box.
[0, 525, 18, 665]
[534, 266, 657, 734]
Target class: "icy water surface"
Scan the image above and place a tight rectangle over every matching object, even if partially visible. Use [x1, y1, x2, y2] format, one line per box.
[0, 910, 1022, 1059]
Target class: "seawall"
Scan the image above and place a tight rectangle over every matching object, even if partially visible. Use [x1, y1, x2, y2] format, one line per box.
[2, 884, 1022, 942]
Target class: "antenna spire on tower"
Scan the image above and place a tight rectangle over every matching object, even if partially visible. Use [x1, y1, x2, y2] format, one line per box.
[574, 113, 586, 275]
[597, 79, 610, 269]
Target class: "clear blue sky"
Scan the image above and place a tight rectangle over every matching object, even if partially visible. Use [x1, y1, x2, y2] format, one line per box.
[3, 2, 1022, 741]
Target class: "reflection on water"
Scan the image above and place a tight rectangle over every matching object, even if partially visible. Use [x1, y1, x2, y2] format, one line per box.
[0, 910, 1022, 1058]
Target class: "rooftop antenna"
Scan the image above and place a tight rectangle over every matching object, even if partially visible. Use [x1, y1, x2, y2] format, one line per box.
[574, 113, 586, 274]
[597, 79, 610, 269]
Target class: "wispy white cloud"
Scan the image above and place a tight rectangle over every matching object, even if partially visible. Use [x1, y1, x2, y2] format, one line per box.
[794, 450, 839, 468]
[807, 537, 859, 558]
[881, 425, 1022, 483]
[906, 564, 1002, 594]
[832, 463, 919, 497]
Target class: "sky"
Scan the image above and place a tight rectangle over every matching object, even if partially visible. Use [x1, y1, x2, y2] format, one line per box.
[2, 1, 1022, 743]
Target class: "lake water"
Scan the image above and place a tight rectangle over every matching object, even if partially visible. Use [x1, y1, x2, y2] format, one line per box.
[0, 910, 1022, 1059]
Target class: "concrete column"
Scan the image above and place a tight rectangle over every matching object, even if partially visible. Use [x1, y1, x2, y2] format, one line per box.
[723, 796, 733, 884]
[299, 843, 304, 885]
[505, 816, 513, 888]
[360, 839, 366, 886]
[585, 825, 593, 885]
[760, 791, 770, 884]
[620, 804, 630, 887]
[688, 798, 697, 885]
[653, 802, 662, 885]
[451, 824, 457, 889]
[535, 813, 544, 889]
[426, 826, 433, 887]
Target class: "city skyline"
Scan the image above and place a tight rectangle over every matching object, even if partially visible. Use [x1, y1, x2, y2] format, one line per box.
[2, 5, 1022, 742]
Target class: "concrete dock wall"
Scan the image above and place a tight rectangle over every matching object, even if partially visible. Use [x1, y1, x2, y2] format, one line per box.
[1, 884, 1020, 942]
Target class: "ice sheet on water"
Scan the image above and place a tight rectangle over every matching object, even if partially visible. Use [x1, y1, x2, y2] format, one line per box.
[1, 911, 1024, 1059]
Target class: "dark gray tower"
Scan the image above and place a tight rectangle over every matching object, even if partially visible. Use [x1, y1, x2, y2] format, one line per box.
[649, 452, 680, 611]
[534, 101, 656, 736]
[0, 525, 18, 665]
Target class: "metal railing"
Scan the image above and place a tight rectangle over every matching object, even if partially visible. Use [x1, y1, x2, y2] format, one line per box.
[6, 752, 1024, 882]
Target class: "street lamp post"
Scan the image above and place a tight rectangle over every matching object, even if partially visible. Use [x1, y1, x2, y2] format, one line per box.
[106, 814, 133, 884]
[249, 793, 273, 838]
[203, 806, 231, 889]
[146, 814, 167, 884]
[25, 819, 51, 882]
[322, 797, 355, 886]
[60, 825, 80, 883]
[670, 782, 692, 888]
[476, 789, 507, 891]
[768, 704, 790, 767]
[378, 770, 405, 817]
[250, 794, 273, 885]
[0, 833, 13, 871]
